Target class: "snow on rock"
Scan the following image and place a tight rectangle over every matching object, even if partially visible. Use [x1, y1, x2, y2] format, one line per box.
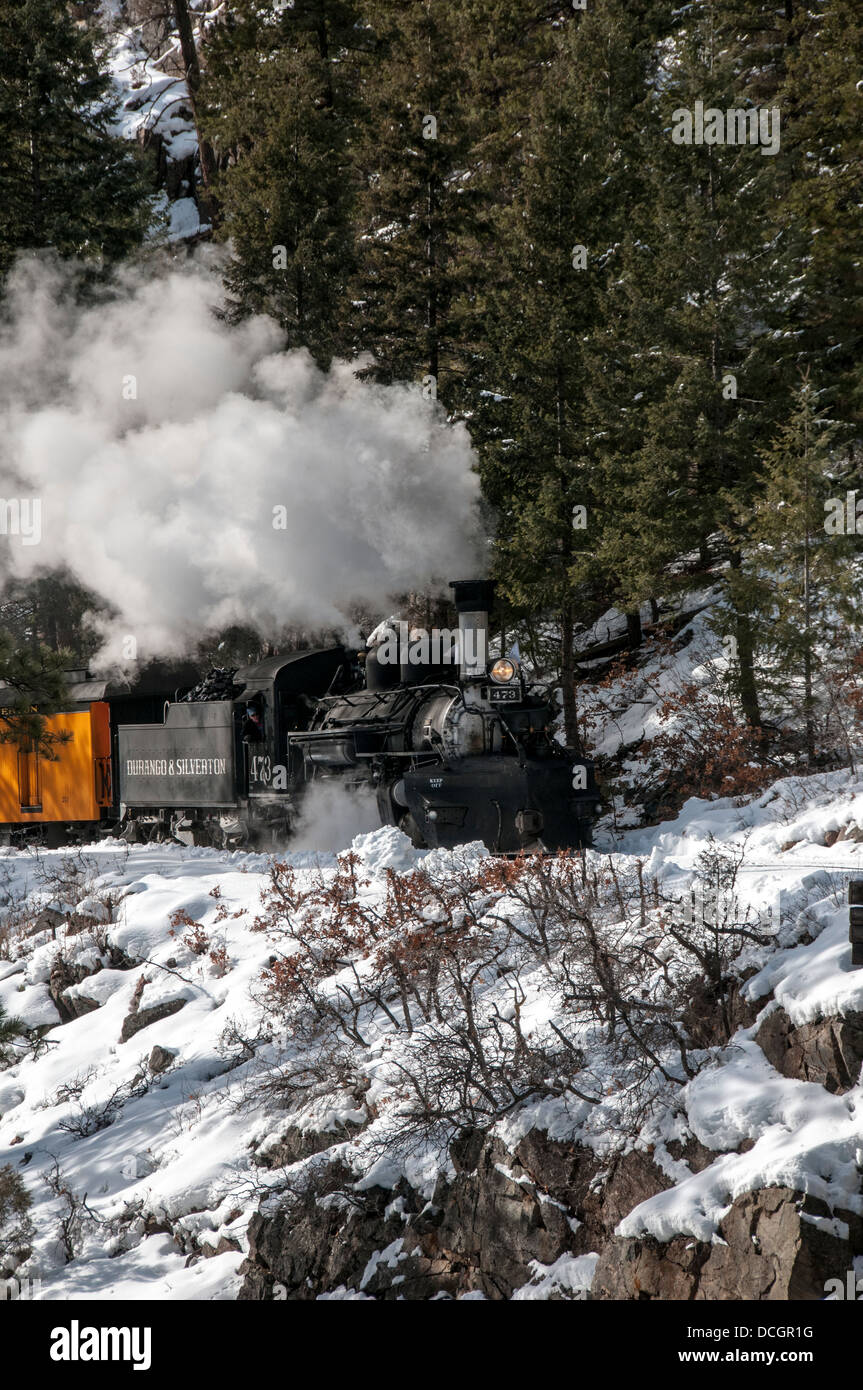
[0, 976, 59, 1030]
[619, 1041, 863, 1243]
[745, 908, 863, 1025]
[64, 969, 128, 1011]
[511, 1251, 599, 1300]
[72, 896, 112, 923]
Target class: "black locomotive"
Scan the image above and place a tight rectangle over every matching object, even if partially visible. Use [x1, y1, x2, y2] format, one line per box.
[47, 580, 596, 854]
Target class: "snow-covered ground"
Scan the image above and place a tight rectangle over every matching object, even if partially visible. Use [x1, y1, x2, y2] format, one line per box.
[3, 757, 863, 1299]
[0, 829, 445, 1300]
[1, 841, 280, 1300]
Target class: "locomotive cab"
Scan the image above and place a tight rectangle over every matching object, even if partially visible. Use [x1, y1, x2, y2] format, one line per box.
[234, 647, 352, 799]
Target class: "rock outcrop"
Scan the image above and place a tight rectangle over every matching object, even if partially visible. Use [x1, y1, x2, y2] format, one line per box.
[49, 957, 102, 1023]
[120, 997, 186, 1044]
[236, 993, 863, 1300]
[593, 1188, 862, 1300]
[238, 1130, 672, 1301]
[756, 1007, 863, 1094]
[148, 1044, 178, 1076]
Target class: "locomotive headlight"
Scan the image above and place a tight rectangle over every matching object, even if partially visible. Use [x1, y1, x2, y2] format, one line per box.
[490, 657, 518, 684]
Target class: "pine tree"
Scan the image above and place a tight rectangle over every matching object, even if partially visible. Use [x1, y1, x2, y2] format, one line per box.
[475, 1, 662, 742]
[582, 0, 801, 722]
[775, 0, 863, 424]
[201, 0, 364, 363]
[346, 0, 483, 402]
[0, 0, 150, 276]
[730, 377, 856, 759]
[171, 0, 216, 200]
[0, 1002, 26, 1064]
[0, 573, 106, 662]
[0, 630, 70, 753]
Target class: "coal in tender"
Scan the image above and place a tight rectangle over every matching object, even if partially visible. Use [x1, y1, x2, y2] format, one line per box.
[181, 667, 242, 703]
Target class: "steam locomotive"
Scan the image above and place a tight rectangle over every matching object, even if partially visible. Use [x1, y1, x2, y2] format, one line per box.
[0, 582, 599, 854]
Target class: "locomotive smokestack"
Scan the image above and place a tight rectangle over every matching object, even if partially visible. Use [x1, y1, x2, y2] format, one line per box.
[450, 579, 495, 681]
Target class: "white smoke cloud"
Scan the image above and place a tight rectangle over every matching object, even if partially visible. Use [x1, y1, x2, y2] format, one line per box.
[287, 780, 382, 853]
[0, 255, 484, 658]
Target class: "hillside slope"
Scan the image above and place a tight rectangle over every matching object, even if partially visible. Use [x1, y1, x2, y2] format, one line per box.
[2, 761, 863, 1299]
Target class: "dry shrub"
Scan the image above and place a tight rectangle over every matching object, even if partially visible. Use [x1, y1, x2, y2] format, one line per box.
[248, 845, 771, 1153]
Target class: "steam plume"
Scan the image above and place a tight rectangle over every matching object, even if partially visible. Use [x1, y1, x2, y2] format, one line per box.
[0, 255, 484, 659]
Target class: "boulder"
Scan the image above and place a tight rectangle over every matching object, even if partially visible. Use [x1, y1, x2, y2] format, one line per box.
[756, 1007, 863, 1093]
[24, 907, 65, 939]
[120, 998, 186, 1043]
[49, 957, 102, 1024]
[592, 1187, 863, 1300]
[65, 994, 100, 1020]
[148, 1044, 178, 1075]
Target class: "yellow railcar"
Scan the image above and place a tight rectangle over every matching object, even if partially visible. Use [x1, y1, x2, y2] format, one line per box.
[0, 702, 113, 837]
